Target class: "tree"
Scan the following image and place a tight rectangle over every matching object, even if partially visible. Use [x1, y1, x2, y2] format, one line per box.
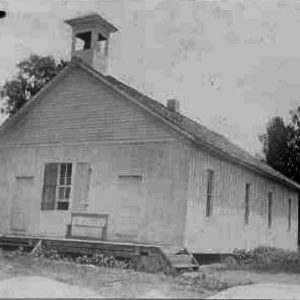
[285, 107, 300, 183]
[0, 54, 67, 116]
[260, 108, 300, 184]
[260, 117, 290, 175]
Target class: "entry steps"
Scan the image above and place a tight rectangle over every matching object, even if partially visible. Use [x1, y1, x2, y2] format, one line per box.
[160, 246, 199, 272]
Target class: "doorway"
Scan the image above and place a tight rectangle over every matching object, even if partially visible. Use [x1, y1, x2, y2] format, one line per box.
[10, 176, 34, 234]
[115, 175, 144, 241]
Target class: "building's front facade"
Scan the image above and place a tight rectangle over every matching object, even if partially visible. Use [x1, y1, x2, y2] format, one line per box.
[0, 13, 298, 253]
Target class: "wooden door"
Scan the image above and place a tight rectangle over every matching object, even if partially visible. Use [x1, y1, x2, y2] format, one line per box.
[10, 177, 33, 233]
[72, 163, 91, 212]
[115, 175, 143, 241]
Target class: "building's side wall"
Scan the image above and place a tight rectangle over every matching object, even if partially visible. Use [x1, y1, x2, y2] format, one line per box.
[0, 141, 189, 246]
[185, 144, 299, 253]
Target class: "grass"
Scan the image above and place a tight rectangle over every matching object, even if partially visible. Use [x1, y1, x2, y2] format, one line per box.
[0, 250, 213, 298]
[2, 246, 299, 298]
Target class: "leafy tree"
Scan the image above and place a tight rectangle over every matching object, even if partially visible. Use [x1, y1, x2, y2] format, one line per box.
[260, 117, 290, 175]
[0, 54, 67, 116]
[285, 107, 300, 183]
[260, 108, 300, 183]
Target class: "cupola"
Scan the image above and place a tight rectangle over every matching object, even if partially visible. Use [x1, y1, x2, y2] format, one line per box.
[65, 13, 118, 74]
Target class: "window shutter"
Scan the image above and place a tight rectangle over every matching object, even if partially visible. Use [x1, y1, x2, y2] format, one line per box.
[41, 163, 58, 210]
[72, 163, 91, 212]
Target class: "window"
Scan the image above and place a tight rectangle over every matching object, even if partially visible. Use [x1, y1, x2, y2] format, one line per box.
[41, 163, 72, 211]
[244, 183, 250, 225]
[288, 199, 292, 231]
[267, 192, 272, 228]
[206, 169, 214, 217]
[75, 31, 92, 50]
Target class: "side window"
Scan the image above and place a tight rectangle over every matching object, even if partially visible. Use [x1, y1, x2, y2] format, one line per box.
[244, 183, 251, 225]
[267, 192, 272, 228]
[57, 163, 72, 210]
[288, 198, 292, 231]
[41, 163, 72, 211]
[206, 169, 214, 217]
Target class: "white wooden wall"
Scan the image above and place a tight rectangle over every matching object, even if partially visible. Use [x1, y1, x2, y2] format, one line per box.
[185, 144, 299, 253]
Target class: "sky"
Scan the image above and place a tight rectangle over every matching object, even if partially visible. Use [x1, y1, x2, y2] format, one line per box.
[1, 0, 300, 155]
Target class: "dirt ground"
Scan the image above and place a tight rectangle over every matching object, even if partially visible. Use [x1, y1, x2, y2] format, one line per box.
[1, 253, 300, 298]
[0, 253, 210, 298]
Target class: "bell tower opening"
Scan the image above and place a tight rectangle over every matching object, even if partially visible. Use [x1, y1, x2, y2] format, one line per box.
[65, 13, 118, 74]
[75, 31, 92, 51]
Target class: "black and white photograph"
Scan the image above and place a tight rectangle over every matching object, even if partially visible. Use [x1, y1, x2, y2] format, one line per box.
[1, 0, 300, 298]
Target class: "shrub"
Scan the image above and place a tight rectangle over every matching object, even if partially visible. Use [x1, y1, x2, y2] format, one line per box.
[31, 247, 135, 270]
[75, 252, 134, 269]
[229, 246, 300, 272]
[175, 271, 230, 291]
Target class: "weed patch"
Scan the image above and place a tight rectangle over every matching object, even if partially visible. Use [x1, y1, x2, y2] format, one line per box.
[226, 247, 300, 273]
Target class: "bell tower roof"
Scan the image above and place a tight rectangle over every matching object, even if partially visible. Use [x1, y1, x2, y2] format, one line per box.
[64, 13, 118, 36]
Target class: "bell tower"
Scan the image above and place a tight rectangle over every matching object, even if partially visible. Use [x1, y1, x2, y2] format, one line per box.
[65, 13, 118, 74]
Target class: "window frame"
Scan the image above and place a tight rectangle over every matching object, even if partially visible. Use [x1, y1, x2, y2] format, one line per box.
[41, 162, 73, 211]
[267, 192, 272, 228]
[288, 198, 292, 231]
[244, 183, 251, 225]
[206, 169, 214, 217]
[55, 163, 73, 211]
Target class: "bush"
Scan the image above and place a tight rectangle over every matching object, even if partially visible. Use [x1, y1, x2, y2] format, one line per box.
[229, 246, 300, 272]
[31, 246, 134, 270]
[175, 271, 230, 291]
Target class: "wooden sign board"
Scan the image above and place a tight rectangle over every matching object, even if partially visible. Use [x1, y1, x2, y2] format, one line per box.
[73, 215, 107, 227]
[71, 213, 108, 239]
[72, 226, 103, 239]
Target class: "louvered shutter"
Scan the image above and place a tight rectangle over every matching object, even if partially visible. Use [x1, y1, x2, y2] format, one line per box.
[72, 163, 91, 212]
[41, 163, 58, 210]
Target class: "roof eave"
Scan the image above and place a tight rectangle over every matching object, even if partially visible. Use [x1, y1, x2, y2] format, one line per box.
[64, 14, 118, 33]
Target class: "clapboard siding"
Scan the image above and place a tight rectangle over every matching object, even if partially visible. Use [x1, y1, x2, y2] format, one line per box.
[0, 67, 179, 145]
[0, 140, 189, 245]
[185, 144, 299, 252]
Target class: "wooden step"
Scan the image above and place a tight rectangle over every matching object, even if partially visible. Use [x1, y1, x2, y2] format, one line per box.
[174, 264, 199, 271]
[0, 237, 39, 250]
[168, 254, 193, 264]
[162, 251, 199, 272]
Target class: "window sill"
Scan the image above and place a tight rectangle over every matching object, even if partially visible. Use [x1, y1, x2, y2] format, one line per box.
[40, 210, 70, 213]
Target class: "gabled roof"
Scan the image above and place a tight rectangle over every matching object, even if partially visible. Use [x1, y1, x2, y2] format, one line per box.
[1, 56, 300, 191]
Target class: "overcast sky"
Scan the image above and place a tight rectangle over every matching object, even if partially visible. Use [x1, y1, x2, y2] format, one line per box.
[1, 0, 300, 155]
